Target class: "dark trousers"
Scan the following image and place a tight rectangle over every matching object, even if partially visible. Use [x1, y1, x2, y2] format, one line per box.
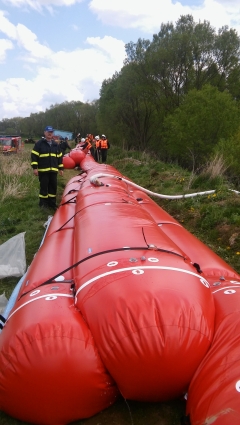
[94, 149, 101, 162]
[38, 172, 57, 207]
[101, 149, 108, 163]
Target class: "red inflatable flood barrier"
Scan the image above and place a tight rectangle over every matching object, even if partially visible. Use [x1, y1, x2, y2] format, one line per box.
[0, 152, 240, 425]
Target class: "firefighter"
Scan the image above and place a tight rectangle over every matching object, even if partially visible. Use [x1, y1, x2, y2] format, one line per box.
[100, 134, 110, 163]
[31, 125, 63, 210]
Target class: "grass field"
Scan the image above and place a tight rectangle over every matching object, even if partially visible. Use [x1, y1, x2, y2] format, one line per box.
[0, 143, 239, 425]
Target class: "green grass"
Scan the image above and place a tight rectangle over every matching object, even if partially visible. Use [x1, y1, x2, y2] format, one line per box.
[0, 143, 240, 425]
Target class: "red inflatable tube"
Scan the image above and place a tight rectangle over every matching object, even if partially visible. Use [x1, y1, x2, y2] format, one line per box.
[0, 151, 240, 425]
[72, 158, 215, 402]
[0, 283, 118, 424]
[62, 154, 76, 169]
[18, 228, 75, 297]
[186, 279, 240, 425]
[69, 148, 85, 165]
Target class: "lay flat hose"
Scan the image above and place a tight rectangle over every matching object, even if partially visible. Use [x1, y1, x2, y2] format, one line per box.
[90, 173, 216, 199]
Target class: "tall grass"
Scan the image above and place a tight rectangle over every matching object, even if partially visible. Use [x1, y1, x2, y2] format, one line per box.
[202, 153, 228, 178]
[0, 152, 33, 201]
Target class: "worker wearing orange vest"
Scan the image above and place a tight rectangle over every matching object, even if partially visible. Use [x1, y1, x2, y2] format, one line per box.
[100, 134, 110, 163]
[94, 135, 101, 162]
[85, 134, 94, 156]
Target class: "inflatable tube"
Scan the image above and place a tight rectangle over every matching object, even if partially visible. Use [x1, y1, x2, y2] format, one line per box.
[62, 154, 76, 169]
[186, 279, 240, 425]
[0, 151, 239, 425]
[0, 283, 118, 424]
[69, 148, 85, 165]
[71, 160, 214, 402]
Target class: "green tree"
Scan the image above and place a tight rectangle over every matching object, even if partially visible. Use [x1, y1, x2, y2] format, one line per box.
[97, 73, 122, 144]
[98, 64, 158, 150]
[214, 26, 240, 84]
[163, 85, 240, 170]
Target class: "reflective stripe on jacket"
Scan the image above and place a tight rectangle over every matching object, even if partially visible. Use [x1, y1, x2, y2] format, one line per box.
[31, 138, 63, 172]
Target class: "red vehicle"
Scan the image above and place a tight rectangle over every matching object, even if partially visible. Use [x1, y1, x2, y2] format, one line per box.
[0, 135, 24, 154]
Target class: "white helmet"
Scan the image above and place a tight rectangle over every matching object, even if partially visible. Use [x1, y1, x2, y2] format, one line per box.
[81, 138, 85, 142]
[102, 134, 106, 138]
[95, 136, 99, 140]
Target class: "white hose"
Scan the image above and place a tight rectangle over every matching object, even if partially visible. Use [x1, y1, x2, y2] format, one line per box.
[40, 215, 53, 248]
[229, 189, 240, 195]
[90, 173, 216, 200]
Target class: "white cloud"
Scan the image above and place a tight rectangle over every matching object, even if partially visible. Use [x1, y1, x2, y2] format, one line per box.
[0, 33, 126, 117]
[0, 39, 14, 62]
[0, 10, 18, 39]
[193, 0, 240, 31]
[2, 0, 84, 10]
[86, 36, 126, 68]
[89, 0, 240, 34]
[17, 24, 52, 60]
[215, 0, 240, 6]
[89, 0, 192, 32]
[0, 11, 51, 62]
[71, 24, 79, 31]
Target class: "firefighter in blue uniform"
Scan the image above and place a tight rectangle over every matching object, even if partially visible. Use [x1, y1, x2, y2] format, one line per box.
[31, 126, 63, 210]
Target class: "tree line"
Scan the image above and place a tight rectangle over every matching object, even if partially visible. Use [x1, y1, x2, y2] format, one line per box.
[1, 14, 240, 182]
[0, 100, 99, 143]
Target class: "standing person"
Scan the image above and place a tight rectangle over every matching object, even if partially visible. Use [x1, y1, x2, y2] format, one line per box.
[85, 134, 94, 156]
[75, 133, 81, 146]
[77, 137, 86, 147]
[31, 125, 64, 210]
[94, 135, 101, 162]
[59, 137, 71, 155]
[100, 134, 110, 163]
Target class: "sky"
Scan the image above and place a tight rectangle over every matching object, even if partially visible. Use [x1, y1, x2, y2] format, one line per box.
[0, 0, 240, 120]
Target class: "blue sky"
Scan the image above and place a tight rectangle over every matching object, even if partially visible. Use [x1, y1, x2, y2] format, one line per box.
[0, 0, 240, 119]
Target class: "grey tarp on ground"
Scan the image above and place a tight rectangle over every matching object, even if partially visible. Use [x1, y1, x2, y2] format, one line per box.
[0, 292, 8, 314]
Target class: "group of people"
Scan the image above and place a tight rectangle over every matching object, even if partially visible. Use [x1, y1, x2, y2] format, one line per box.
[75, 133, 110, 163]
[31, 126, 110, 210]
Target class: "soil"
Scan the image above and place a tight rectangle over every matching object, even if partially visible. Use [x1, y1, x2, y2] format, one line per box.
[71, 397, 186, 425]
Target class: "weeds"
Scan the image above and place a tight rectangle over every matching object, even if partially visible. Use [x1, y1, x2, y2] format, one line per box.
[203, 153, 228, 178]
[0, 154, 31, 176]
[0, 176, 28, 201]
[0, 153, 32, 201]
